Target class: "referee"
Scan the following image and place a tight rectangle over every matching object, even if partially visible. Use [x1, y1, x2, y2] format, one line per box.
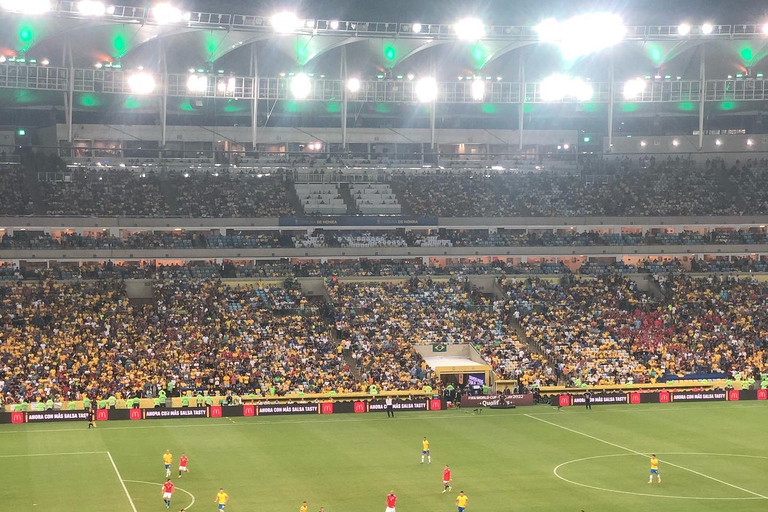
[583, 391, 592, 410]
[385, 396, 394, 418]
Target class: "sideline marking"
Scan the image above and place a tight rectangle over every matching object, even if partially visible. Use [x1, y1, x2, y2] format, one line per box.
[553, 452, 768, 500]
[525, 413, 768, 501]
[0, 451, 107, 458]
[107, 451, 138, 512]
[124, 479, 196, 510]
[0, 402, 765, 436]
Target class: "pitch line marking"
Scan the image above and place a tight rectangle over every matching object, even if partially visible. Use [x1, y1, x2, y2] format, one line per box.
[107, 451, 139, 512]
[553, 453, 768, 500]
[124, 479, 196, 510]
[525, 413, 768, 501]
[0, 451, 107, 458]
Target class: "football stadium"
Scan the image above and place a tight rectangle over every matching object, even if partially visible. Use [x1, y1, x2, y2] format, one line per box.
[3, 1, 768, 511]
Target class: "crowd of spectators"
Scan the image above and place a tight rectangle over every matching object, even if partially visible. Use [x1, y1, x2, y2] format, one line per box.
[0, 164, 33, 215]
[175, 173, 294, 218]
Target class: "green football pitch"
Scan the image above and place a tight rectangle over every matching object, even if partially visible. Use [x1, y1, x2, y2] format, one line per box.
[1, 402, 768, 512]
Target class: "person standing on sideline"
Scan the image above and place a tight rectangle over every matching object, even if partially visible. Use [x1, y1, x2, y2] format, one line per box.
[584, 391, 592, 410]
[385, 396, 394, 418]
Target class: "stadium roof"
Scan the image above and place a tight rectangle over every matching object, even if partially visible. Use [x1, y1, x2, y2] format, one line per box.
[1, 1, 768, 80]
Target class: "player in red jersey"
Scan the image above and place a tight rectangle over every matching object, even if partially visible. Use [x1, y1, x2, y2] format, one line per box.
[443, 465, 452, 493]
[162, 478, 175, 509]
[386, 490, 397, 512]
[178, 453, 189, 477]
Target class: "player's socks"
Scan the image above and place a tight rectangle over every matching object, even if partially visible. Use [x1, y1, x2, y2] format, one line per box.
[428, 456, 432, 464]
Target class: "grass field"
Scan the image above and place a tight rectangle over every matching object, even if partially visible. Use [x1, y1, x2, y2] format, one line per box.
[2, 402, 768, 512]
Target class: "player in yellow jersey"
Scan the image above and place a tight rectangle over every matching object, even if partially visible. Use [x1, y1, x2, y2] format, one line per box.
[456, 491, 469, 512]
[300, 501, 308, 512]
[163, 449, 173, 478]
[215, 488, 229, 510]
[648, 454, 661, 484]
[421, 437, 431, 464]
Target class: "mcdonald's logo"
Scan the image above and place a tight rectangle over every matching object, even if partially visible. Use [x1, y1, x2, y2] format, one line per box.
[728, 389, 740, 401]
[243, 404, 255, 417]
[11, 411, 24, 424]
[630, 393, 641, 404]
[429, 399, 443, 411]
[758, 389, 768, 401]
[96, 409, 109, 421]
[321, 402, 334, 414]
[558, 395, 571, 407]
[353, 401, 367, 413]
[659, 391, 670, 403]
[129, 409, 142, 420]
[209, 406, 222, 418]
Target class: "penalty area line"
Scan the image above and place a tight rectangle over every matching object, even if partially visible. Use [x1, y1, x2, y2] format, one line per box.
[524, 413, 768, 501]
[107, 451, 138, 512]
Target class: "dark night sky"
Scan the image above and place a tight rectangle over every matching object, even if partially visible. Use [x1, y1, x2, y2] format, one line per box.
[163, 0, 768, 25]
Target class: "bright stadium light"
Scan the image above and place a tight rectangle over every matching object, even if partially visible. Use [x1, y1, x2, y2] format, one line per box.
[471, 78, 485, 101]
[415, 77, 438, 102]
[186, 74, 207, 93]
[128, 72, 156, 94]
[678, 23, 691, 35]
[536, 13, 625, 59]
[412, 22, 422, 33]
[152, 3, 189, 24]
[272, 11, 302, 33]
[76, 1, 105, 16]
[763, 23, 768, 35]
[291, 72, 311, 99]
[702, 23, 714, 35]
[329, 20, 339, 30]
[346, 77, 361, 92]
[623, 77, 647, 99]
[747, 138, 755, 146]
[227, 76, 236, 93]
[0, 0, 51, 14]
[540, 74, 593, 102]
[454, 18, 485, 40]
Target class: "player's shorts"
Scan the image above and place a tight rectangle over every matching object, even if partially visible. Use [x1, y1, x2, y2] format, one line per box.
[165, 464, 170, 469]
[650, 469, 659, 474]
[179, 466, 188, 471]
[422, 450, 429, 454]
[386, 507, 396, 512]
[443, 480, 450, 485]
[458, 507, 465, 512]
[218, 504, 226, 510]
[163, 492, 172, 500]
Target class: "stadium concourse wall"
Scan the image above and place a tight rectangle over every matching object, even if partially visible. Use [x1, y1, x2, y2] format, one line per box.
[0, 398, 447, 424]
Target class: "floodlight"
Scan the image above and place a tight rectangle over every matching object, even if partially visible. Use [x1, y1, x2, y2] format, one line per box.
[227, 77, 236, 93]
[407, 73, 415, 81]
[0, 0, 51, 14]
[152, 3, 189, 24]
[76, 1, 105, 16]
[291, 72, 311, 99]
[346, 77, 361, 92]
[747, 139, 755, 146]
[216, 80, 226, 93]
[640, 140, 647, 147]
[715, 139, 723, 146]
[40, 58, 49, 66]
[272, 12, 302, 33]
[622, 77, 646, 99]
[470, 79, 485, 101]
[330, 20, 339, 30]
[415, 77, 438, 102]
[573, 79, 593, 101]
[454, 18, 485, 40]
[678, 23, 691, 35]
[128, 72, 156, 95]
[186, 74, 208, 93]
[0, 56, 6, 63]
[563, 144, 570, 150]
[412, 22, 422, 33]
[535, 18, 560, 42]
[702, 23, 713, 35]
[537, 13, 625, 59]
[540, 74, 592, 102]
[672, 139, 680, 146]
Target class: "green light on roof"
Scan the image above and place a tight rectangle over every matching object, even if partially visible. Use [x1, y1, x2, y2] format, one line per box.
[326, 101, 340, 113]
[112, 33, 127, 57]
[678, 102, 696, 111]
[720, 101, 737, 110]
[471, 45, 487, 67]
[583, 136, 591, 142]
[375, 102, 391, 113]
[481, 103, 496, 114]
[177, 100, 195, 112]
[383, 45, 397, 62]
[79, 93, 100, 107]
[17, 128, 25, 136]
[581, 103, 599, 113]
[621, 103, 638, 112]
[648, 45, 663, 64]
[758, 72, 765, 78]
[223, 99, 246, 113]
[284, 100, 300, 112]
[19, 25, 34, 49]
[123, 96, 142, 109]
[740, 47, 753, 61]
